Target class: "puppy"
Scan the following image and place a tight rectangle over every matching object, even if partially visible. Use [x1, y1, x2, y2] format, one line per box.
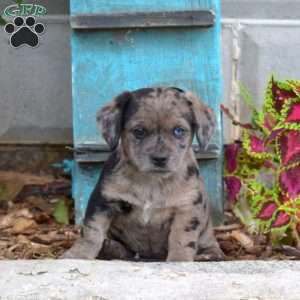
[61, 87, 223, 261]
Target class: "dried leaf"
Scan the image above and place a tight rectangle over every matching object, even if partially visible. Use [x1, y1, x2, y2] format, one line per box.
[0, 214, 14, 229]
[276, 245, 300, 258]
[16, 234, 30, 244]
[16, 181, 71, 200]
[31, 232, 68, 245]
[33, 212, 51, 224]
[214, 224, 242, 232]
[15, 208, 33, 219]
[0, 209, 33, 229]
[218, 240, 239, 253]
[0, 172, 55, 202]
[230, 230, 255, 252]
[12, 218, 37, 234]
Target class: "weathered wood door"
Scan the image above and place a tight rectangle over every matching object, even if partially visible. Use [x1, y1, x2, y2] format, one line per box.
[70, 0, 223, 223]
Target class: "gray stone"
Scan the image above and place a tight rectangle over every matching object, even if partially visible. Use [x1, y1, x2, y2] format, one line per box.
[0, 260, 300, 300]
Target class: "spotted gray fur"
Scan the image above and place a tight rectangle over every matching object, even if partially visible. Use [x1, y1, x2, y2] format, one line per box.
[61, 87, 223, 262]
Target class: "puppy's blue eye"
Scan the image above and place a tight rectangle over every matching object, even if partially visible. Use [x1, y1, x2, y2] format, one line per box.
[133, 128, 146, 139]
[173, 127, 185, 138]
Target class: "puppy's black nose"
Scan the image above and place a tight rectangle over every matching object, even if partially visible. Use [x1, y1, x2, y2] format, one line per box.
[151, 156, 168, 167]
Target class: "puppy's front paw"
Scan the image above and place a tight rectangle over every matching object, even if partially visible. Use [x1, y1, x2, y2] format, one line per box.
[59, 248, 88, 259]
[59, 249, 80, 259]
[166, 251, 194, 262]
[59, 241, 99, 259]
[166, 256, 194, 262]
[195, 246, 225, 261]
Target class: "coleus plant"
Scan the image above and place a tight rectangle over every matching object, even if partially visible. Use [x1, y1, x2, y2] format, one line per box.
[223, 76, 300, 248]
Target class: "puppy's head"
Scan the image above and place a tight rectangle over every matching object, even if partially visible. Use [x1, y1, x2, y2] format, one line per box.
[97, 88, 216, 174]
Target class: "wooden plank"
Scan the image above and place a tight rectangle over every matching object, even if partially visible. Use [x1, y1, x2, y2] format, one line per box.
[71, 10, 214, 29]
[70, 0, 223, 224]
[70, 0, 217, 15]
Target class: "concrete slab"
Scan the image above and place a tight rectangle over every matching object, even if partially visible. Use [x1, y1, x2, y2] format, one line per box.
[0, 260, 299, 300]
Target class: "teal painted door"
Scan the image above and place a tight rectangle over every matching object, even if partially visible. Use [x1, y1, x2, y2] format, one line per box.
[70, 0, 223, 224]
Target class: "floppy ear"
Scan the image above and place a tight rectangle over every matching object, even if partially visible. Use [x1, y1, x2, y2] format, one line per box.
[96, 91, 132, 150]
[185, 91, 216, 150]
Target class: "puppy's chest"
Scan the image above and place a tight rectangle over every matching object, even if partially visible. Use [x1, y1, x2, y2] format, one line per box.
[104, 175, 199, 224]
[117, 205, 173, 230]
[125, 184, 175, 224]
[111, 205, 173, 258]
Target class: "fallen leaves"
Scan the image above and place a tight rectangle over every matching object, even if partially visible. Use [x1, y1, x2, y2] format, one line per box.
[0, 170, 300, 261]
[0, 171, 71, 206]
[0, 219, 79, 260]
[0, 171, 55, 202]
[230, 230, 255, 252]
[0, 172, 79, 259]
[12, 218, 38, 234]
[215, 210, 300, 260]
[0, 208, 33, 229]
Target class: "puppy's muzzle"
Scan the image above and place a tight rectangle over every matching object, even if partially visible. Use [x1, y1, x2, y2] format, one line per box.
[150, 155, 168, 168]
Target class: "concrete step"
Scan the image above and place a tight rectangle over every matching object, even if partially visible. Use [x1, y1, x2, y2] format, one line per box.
[0, 260, 299, 300]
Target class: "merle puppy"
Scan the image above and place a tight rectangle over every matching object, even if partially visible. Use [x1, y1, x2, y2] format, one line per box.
[61, 87, 223, 261]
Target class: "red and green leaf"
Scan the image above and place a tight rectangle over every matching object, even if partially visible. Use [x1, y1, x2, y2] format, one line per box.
[224, 176, 241, 205]
[224, 143, 241, 173]
[272, 79, 296, 113]
[280, 131, 300, 165]
[257, 202, 278, 220]
[279, 165, 300, 199]
[271, 211, 290, 228]
[224, 76, 300, 246]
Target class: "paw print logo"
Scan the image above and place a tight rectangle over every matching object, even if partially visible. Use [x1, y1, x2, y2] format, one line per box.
[4, 16, 45, 48]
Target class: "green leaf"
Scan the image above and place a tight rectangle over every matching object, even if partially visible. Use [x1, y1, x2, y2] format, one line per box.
[0, 183, 6, 199]
[53, 198, 69, 225]
[0, 16, 7, 26]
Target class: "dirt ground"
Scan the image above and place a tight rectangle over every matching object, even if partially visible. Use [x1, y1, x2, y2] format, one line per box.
[0, 171, 300, 260]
